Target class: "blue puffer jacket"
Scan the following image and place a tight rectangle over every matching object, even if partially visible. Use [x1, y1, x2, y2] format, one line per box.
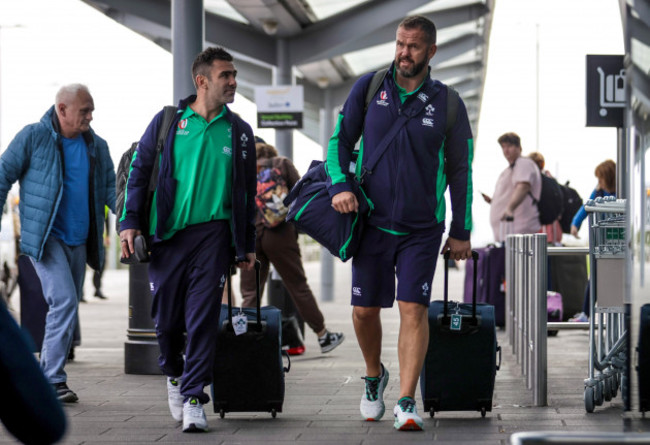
[0, 106, 116, 269]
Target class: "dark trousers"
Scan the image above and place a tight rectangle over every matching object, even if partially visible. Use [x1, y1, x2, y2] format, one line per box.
[240, 222, 325, 335]
[148, 221, 232, 404]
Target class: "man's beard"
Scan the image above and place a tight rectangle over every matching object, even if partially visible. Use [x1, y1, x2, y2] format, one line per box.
[395, 57, 428, 78]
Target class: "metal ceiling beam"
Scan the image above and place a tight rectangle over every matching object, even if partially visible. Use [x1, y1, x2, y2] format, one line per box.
[288, 0, 432, 66]
[293, 3, 488, 65]
[204, 12, 275, 65]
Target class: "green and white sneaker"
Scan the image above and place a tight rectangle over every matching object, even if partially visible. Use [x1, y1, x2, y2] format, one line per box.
[360, 363, 389, 421]
[393, 397, 423, 431]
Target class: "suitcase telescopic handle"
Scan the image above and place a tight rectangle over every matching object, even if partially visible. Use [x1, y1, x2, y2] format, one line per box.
[443, 250, 479, 322]
[227, 260, 262, 328]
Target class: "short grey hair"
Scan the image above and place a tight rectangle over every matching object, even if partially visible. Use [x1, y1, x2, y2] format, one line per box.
[55, 83, 90, 105]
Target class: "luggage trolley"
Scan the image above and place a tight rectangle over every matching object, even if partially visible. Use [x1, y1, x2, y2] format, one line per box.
[583, 196, 627, 413]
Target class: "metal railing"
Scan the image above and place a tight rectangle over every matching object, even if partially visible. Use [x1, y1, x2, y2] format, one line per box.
[505, 234, 589, 406]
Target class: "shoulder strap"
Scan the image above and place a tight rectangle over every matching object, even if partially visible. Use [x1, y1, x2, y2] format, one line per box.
[148, 105, 177, 193]
[442, 86, 460, 175]
[445, 86, 459, 135]
[360, 79, 438, 181]
[364, 68, 389, 114]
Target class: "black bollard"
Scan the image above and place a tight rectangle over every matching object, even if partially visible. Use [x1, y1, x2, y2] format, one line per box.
[124, 263, 162, 374]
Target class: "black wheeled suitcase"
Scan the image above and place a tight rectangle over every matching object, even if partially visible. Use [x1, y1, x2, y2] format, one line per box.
[212, 261, 290, 418]
[421, 251, 501, 418]
[267, 270, 306, 355]
[638, 304, 650, 413]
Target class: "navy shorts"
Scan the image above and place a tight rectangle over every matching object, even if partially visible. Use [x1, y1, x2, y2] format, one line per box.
[351, 223, 445, 308]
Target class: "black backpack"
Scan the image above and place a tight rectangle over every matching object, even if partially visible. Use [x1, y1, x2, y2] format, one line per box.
[529, 173, 564, 225]
[558, 181, 583, 233]
[115, 106, 177, 233]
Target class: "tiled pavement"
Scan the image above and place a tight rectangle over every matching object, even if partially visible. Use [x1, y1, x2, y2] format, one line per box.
[2, 259, 649, 445]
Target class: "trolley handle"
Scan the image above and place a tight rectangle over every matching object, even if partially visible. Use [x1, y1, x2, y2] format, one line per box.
[226, 260, 262, 329]
[443, 250, 479, 322]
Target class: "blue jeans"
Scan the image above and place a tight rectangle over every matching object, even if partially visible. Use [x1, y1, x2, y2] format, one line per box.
[31, 236, 86, 384]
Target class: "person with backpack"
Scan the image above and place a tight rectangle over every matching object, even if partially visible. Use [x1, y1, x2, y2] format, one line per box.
[238, 138, 345, 354]
[119, 47, 256, 433]
[326, 16, 474, 431]
[0, 84, 115, 403]
[484, 132, 542, 242]
[528, 152, 563, 245]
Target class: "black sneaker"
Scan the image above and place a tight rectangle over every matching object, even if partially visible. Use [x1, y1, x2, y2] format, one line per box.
[319, 331, 345, 353]
[54, 382, 78, 403]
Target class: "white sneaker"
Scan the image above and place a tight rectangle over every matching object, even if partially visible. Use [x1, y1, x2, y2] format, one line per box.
[182, 397, 208, 432]
[393, 397, 423, 431]
[166, 377, 183, 421]
[360, 363, 389, 421]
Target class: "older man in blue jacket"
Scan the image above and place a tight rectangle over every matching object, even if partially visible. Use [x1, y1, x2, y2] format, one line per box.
[0, 84, 116, 403]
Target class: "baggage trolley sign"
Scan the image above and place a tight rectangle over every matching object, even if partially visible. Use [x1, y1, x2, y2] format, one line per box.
[586, 55, 625, 128]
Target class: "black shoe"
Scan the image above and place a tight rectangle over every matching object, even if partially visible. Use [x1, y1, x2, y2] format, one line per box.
[94, 290, 107, 300]
[67, 346, 75, 362]
[54, 382, 78, 403]
[319, 331, 345, 353]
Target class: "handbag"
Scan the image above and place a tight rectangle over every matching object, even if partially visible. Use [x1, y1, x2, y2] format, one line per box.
[284, 160, 371, 262]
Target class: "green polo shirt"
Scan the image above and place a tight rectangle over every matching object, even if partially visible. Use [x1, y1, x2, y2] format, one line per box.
[151, 105, 233, 240]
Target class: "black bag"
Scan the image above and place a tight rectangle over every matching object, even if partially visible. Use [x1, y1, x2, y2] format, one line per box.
[421, 251, 501, 418]
[115, 105, 177, 234]
[558, 181, 583, 233]
[212, 261, 290, 418]
[283, 160, 371, 262]
[530, 173, 564, 225]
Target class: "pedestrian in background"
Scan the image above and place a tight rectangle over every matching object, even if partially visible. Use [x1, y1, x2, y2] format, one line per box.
[484, 132, 542, 242]
[239, 138, 345, 354]
[568, 159, 617, 322]
[0, 83, 116, 403]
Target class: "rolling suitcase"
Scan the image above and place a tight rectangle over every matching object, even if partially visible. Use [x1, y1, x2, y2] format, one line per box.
[463, 245, 506, 326]
[638, 304, 650, 413]
[267, 268, 306, 355]
[212, 260, 290, 418]
[421, 251, 501, 418]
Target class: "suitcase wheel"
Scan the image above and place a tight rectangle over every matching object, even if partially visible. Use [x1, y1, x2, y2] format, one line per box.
[219, 409, 225, 419]
[429, 407, 435, 418]
[271, 409, 277, 418]
[481, 406, 486, 418]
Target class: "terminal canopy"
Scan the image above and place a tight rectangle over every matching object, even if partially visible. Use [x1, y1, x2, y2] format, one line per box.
[82, 0, 493, 141]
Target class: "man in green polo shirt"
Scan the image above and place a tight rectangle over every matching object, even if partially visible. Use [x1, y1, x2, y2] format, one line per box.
[120, 47, 257, 433]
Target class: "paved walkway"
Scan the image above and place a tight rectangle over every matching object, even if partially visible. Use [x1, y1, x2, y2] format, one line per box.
[2, 260, 649, 444]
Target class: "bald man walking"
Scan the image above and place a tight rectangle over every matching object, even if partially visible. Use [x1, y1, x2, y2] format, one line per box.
[0, 84, 116, 402]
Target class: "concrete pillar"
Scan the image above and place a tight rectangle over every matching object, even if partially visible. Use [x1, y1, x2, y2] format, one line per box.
[320, 89, 335, 302]
[274, 38, 293, 159]
[172, 0, 204, 103]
